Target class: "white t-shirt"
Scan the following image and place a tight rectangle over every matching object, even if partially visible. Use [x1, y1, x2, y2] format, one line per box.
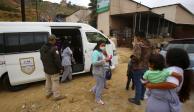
[166, 66, 184, 92]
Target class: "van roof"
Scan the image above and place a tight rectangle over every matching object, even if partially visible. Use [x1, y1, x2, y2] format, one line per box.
[0, 22, 97, 31]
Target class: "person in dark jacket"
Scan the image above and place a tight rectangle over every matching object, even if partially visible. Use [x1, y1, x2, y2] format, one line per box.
[40, 34, 64, 101]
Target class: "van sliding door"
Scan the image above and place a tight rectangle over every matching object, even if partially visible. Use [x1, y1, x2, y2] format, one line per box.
[51, 27, 84, 73]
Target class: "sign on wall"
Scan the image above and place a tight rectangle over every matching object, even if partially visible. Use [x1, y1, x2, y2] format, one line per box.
[97, 0, 110, 13]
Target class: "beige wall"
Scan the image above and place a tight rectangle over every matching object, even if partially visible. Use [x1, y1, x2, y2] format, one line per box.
[175, 6, 194, 24]
[151, 5, 177, 22]
[97, 11, 110, 36]
[110, 0, 149, 15]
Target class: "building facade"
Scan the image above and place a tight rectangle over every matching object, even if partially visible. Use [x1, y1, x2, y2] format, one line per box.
[97, 0, 194, 47]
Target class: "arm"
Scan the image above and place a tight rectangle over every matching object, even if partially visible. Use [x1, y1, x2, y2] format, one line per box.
[171, 72, 182, 84]
[141, 71, 149, 84]
[145, 82, 177, 89]
[52, 47, 63, 70]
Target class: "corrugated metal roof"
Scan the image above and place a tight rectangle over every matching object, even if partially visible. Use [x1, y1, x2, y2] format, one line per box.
[133, 0, 194, 14]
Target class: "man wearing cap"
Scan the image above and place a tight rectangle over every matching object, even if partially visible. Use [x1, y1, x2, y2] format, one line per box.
[40, 34, 64, 101]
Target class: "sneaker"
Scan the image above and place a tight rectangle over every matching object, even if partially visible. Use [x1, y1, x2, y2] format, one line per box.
[126, 86, 129, 90]
[96, 100, 104, 105]
[89, 89, 95, 95]
[53, 96, 66, 101]
[46, 93, 53, 99]
[131, 85, 135, 90]
[128, 98, 141, 105]
[110, 65, 115, 69]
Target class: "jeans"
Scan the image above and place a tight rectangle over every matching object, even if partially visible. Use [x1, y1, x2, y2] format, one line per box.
[132, 69, 146, 101]
[91, 76, 105, 101]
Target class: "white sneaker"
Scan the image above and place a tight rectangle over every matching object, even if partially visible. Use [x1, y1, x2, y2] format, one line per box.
[110, 65, 115, 69]
[96, 100, 104, 105]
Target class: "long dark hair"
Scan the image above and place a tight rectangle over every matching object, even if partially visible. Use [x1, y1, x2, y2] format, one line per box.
[166, 48, 191, 103]
[93, 40, 105, 52]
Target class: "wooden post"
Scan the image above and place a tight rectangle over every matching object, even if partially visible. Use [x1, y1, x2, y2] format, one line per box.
[146, 13, 150, 38]
[21, 0, 26, 21]
[133, 13, 137, 36]
[138, 13, 141, 31]
[36, 0, 39, 21]
[157, 16, 161, 37]
[170, 23, 174, 36]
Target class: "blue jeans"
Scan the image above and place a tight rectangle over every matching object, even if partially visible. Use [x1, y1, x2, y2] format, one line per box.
[132, 69, 146, 101]
[91, 76, 105, 101]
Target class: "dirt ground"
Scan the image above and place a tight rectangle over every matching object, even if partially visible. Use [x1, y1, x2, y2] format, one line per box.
[0, 48, 193, 112]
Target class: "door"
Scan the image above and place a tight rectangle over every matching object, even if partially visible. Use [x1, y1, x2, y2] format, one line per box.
[4, 32, 48, 86]
[0, 33, 6, 76]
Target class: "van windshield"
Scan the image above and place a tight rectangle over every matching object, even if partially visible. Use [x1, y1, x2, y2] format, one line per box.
[164, 43, 194, 53]
[86, 32, 110, 44]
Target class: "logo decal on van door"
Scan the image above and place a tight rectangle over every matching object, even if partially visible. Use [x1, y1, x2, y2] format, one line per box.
[19, 57, 35, 75]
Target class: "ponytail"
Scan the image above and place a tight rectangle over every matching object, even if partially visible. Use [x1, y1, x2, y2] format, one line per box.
[178, 69, 193, 103]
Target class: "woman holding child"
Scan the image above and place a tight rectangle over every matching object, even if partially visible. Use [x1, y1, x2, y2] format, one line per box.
[145, 48, 192, 112]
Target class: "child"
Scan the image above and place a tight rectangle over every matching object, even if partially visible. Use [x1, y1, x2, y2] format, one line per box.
[142, 54, 181, 84]
[142, 53, 181, 98]
[126, 55, 136, 90]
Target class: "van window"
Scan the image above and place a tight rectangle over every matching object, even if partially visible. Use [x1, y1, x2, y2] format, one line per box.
[3, 32, 48, 53]
[20, 32, 34, 52]
[0, 34, 4, 53]
[5, 33, 20, 53]
[34, 32, 48, 50]
[86, 32, 110, 44]
[186, 44, 194, 53]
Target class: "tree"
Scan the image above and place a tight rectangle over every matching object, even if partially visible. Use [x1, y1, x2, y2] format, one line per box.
[88, 0, 97, 28]
[67, 1, 72, 7]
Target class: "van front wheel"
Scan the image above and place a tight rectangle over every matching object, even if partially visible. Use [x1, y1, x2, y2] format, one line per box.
[2, 75, 28, 91]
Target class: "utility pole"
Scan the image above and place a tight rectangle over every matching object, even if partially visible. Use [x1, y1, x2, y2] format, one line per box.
[36, 0, 39, 21]
[21, 0, 26, 21]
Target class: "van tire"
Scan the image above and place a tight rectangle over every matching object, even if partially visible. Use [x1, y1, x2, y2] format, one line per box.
[90, 65, 93, 76]
[2, 74, 28, 91]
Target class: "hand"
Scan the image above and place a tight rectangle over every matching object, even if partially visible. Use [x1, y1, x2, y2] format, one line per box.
[105, 58, 110, 62]
[101, 60, 106, 63]
[141, 79, 149, 84]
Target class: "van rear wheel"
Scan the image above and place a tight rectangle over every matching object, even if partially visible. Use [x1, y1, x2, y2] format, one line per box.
[2, 75, 28, 91]
[90, 65, 93, 76]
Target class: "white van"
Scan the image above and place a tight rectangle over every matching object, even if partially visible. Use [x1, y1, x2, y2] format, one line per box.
[0, 22, 118, 91]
